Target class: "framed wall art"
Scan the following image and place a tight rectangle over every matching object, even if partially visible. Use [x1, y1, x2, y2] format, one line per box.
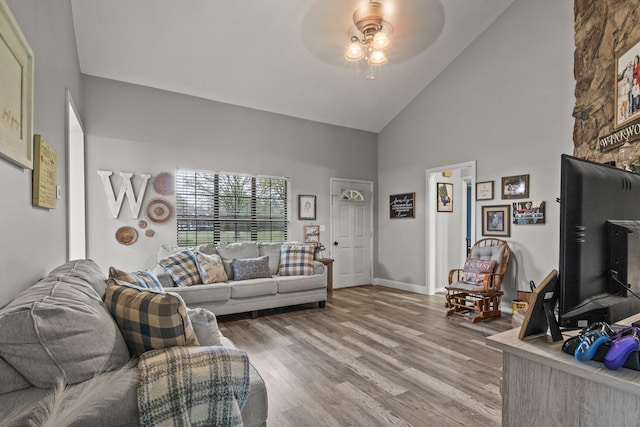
[298, 195, 316, 220]
[482, 205, 511, 237]
[476, 181, 494, 201]
[501, 174, 529, 199]
[512, 200, 545, 225]
[436, 183, 453, 212]
[389, 192, 415, 219]
[0, 0, 34, 169]
[303, 225, 320, 243]
[615, 38, 640, 128]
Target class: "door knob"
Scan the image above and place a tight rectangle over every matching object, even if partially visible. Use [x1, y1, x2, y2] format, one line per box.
[333, 241, 339, 246]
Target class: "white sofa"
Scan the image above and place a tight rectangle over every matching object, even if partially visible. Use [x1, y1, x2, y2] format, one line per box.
[154, 241, 328, 317]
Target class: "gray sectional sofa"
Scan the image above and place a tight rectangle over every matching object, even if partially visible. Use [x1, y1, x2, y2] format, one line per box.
[0, 259, 268, 426]
[154, 241, 328, 317]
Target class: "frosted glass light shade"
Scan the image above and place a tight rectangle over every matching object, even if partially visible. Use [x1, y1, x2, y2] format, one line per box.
[345, 42, 365, 61]
[368, 50, 387, 65]
[372, 31, 390, 50]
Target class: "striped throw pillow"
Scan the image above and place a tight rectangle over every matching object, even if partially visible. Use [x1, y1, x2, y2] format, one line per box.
[104, 279, 199, 355]
[108, 267, 164, 291]
[158, 248, 201, 287]
[278, 245, 314, 276]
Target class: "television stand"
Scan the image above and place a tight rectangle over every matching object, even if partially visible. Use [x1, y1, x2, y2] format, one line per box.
[487, 313, 640, 426]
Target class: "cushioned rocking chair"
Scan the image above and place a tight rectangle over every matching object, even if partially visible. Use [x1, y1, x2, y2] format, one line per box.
[445, 238, 511, 323]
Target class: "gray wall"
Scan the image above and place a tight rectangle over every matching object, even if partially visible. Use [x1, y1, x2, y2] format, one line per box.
[0, 0, 82, 306]
[376, 0, 575, 304]
[82, 76, 378, 271]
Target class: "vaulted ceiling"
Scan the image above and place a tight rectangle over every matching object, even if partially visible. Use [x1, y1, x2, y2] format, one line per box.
[70, 0, 514, 133]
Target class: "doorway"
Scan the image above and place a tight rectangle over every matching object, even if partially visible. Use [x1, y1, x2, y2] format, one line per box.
[425, 161, 476, 295]
[66, 90, 86, 260]
[330, 178, 374, 288]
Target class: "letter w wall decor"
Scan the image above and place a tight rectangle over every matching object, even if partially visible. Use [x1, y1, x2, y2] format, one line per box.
[97, 170, 151, 218]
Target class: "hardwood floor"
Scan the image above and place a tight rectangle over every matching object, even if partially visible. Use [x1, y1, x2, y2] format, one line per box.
[217, 286, 513, 427]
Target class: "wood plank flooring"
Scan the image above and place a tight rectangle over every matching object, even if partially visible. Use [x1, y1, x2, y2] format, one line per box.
[217, 285, 513, 427]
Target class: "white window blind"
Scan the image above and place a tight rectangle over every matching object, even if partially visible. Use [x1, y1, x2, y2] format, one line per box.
[176, 169, 289, 245]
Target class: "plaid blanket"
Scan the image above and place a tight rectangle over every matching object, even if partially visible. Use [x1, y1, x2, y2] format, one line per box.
[137, 346, 250, 427]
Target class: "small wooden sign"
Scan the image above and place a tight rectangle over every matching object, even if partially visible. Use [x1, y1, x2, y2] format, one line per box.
[32, 134, 57, 209]
[390, 192, 415, 219]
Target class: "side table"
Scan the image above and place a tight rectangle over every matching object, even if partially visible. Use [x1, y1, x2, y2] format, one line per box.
[317, 258, 334, 297]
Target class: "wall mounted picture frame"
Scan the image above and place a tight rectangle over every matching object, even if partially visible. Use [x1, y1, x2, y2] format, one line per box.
[501, 174, 529, 199]
[437, 183, 453, 212]
[615, 38, 640, 128]
[0, 0, 34, 169]
[512, 200, 546, 225]
[298, 195, 316, 220]
[389, 192, 415, 219]
[482, 205, 511, 237]
[476, 181, 494, 201]
[303, 225, 320, 243]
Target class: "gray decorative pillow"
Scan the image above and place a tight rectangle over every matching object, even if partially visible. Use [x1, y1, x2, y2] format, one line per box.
[232, 256, 272, 281]
[187, 307, 222, 346]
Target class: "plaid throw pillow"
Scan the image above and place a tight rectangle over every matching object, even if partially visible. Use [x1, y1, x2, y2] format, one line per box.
[278, 245, 314, 276]
[104, 279, 199, 355]
[158, 248, 201, 287]
[108, 267, 164, 291]
[460, 259, 497, 285]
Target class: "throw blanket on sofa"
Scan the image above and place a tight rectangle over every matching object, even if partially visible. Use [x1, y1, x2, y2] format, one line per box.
[137, 346, 250, 427]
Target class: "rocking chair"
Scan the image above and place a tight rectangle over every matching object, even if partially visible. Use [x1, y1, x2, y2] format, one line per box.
[445, 238, 511, 323]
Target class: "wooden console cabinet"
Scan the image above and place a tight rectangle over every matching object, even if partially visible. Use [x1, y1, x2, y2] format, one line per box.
[487, 314, 640, 426]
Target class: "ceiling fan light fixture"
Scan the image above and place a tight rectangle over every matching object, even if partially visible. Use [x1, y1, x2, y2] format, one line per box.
[345, 1, 393, 73]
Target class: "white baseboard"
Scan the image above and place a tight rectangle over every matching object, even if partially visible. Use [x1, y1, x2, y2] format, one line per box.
[372, 278, 430, 295]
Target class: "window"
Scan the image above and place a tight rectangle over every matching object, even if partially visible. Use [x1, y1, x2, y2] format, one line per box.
[176, 169, 289, 246]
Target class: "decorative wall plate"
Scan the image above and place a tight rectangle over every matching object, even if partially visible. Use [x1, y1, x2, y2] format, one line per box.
[115, 226, 138, 245]
[145, 229, 155, 237]
[153, 172, 175, 196]
[138, 219, 148, 229]
[146, 198, 174, 224]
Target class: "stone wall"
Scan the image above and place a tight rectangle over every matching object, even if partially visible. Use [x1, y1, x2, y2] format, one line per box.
[573, 0, 640, 162]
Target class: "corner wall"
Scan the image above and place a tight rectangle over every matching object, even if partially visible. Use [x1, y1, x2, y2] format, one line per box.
[376, 0, 575, 304]
[81, 76, 378, 271]
[0, 0, 82, 306]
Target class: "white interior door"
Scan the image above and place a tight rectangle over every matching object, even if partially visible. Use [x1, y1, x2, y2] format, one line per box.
[330, 179, 373, 288]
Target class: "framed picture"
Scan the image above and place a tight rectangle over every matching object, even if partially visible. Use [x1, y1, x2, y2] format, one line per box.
[436, 183, 453, 212]
[615, 38, 640, 128]
[476, 181, 494, 201]
[501, 174, 529, 199]
[303, 225, 320, 243]
[512, 200, 545, 225]
[482, 205, 511, 237]
[298, 195, 316, 220]
[0, 1, 34, 169]
[389, 192, 415, 219]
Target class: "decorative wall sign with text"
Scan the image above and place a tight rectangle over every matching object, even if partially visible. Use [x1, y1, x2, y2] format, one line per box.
[32, 135, 57, 209]
[390, 192, 415, 218]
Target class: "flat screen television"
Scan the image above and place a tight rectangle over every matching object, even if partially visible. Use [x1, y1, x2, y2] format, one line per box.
[559, 154, 640, 328]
